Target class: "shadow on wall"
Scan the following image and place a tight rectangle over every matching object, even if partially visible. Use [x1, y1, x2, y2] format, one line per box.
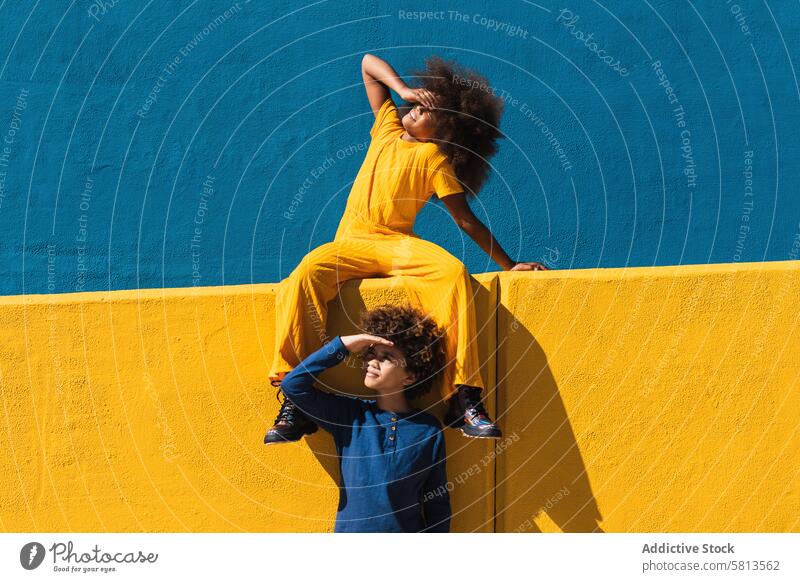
[495, 299, 603, 532]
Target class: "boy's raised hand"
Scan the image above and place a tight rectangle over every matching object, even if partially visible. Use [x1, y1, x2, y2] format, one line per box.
[340, 334, 394, 354]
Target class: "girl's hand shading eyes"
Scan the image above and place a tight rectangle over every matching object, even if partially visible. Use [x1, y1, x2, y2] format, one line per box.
[399, 87, 439, 109]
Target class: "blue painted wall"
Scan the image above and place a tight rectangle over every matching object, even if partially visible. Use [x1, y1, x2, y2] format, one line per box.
[0, 0, 798, 295]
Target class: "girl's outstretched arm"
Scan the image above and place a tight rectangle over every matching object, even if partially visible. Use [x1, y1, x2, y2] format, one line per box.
[362, 53, 437, 115]
[441, 193, 549, 271]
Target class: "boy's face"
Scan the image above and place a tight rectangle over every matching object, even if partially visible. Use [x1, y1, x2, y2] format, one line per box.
[362, 343, 415, 394]
[402, 104, 438, 141]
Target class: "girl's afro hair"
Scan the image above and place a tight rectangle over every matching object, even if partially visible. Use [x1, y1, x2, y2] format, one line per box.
[410, 56, 505, 197]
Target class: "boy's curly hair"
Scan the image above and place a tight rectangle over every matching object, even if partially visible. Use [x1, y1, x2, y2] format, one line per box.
[410, 56, 505, 197]
[359, 304, 447, 400]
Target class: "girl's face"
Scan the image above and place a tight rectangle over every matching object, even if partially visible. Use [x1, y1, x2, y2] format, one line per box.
[402, 104, 438, 141]
[362, 343, 415, 393]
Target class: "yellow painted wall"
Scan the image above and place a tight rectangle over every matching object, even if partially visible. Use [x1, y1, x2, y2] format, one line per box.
[1, 261, 798, 532]
[496, 261, 800, 532]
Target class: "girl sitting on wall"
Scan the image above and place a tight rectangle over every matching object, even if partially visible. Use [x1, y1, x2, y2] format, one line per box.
[265, 52, 549, 444]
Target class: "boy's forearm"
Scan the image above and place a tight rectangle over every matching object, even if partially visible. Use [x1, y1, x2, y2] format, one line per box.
[460, 220, 516, 270]
[280, 337, 348, 403]
[362, 54, 409, 96]
[279, 336, 356, 433]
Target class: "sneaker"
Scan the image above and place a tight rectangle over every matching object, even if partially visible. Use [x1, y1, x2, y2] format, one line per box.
[444, 385, 502, 439]
[263, 381, 318, 445]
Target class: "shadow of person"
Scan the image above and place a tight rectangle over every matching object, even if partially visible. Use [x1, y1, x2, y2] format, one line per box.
[494, 298, 604, 533]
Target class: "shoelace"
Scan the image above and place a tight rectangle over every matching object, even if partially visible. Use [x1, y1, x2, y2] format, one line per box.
[462, 388, 490, 418]
[468, 400, 489, 417]
[272, 389, 297, 424]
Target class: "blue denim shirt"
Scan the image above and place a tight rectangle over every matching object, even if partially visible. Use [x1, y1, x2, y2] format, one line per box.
[281, 335, 451, 533]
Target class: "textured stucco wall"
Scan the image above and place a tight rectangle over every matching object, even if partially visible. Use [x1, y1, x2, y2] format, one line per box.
[1, 262, 797, 532]
[1, 1, 799, 295]
[496, 261, 800, 532]
[0, 274, 498, 532]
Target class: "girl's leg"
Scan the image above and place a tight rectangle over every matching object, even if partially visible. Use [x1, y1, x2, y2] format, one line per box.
[265, 237, 380, 445]
[375, 235, 485, 399]
[375, 235, 500, 438]
[269, 237, 379, 381]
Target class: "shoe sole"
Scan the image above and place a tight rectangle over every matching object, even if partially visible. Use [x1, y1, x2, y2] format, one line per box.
[263, 439, 298, 446]
[263, 426, 318, 445]
[460, 428, 503, 439]
[445, 413, 499, 436]
[445, 421, 503, 439]
[445, 420, 502, 439]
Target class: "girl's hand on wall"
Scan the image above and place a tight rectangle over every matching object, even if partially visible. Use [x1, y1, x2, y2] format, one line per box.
[511, 261, 550, 271]
[340, 334, 394, 354]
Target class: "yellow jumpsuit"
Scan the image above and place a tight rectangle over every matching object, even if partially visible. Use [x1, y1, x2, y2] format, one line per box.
[269, 98, 484, 398]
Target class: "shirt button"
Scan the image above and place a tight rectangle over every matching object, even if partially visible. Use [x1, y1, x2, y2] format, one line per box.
[391, 426, 396, 431]
[389, 435, 395, 440]
[391, 417, 397, 422]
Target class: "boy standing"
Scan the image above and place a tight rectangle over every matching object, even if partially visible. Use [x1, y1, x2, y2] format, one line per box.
[277, 304, 451, 532]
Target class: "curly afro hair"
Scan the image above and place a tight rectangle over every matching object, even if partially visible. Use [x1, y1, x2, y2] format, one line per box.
[359, 304, 447, 400]
[409, 56, 505, 197]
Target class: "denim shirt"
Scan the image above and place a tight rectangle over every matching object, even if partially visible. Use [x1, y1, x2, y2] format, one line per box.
[281, 336, 451, 533]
